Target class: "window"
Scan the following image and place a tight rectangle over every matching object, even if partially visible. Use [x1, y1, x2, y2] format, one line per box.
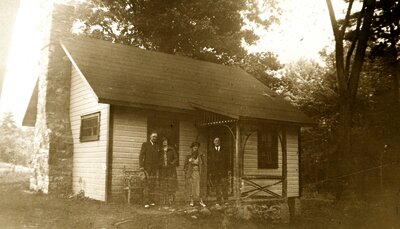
[80, 112, 100, 142]
[257, 127, 278, 169]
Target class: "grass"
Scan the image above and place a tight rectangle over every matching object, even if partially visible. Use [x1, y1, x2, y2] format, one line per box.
[0, 171, 399, 229]
[0, 170, 30, 184]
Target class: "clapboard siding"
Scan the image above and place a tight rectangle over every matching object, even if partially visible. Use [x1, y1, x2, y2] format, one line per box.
[286, 127, 299, 197]
[110, 109, 205, 201]
[242, 127, 299, 198]
[110, 107, 147, 197]
[70, 66, 109, 201]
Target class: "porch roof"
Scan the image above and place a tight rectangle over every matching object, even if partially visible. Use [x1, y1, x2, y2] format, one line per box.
[23, 37, 314, 126]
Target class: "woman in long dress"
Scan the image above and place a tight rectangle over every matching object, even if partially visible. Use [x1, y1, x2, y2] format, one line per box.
[184, 141, 206, 207]
[158, 137, 178, 205]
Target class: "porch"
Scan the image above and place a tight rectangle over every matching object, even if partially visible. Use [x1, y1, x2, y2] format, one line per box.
[194, 105, 300, 204]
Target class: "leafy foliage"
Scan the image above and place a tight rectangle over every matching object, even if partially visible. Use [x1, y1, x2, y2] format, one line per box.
[281, 48, 400, 197]
[320, 0, 400, 197]
[238, 52, 283, 87]
[0, 112, 34, 165]
[280, 58, 338, 118]
[277, 57, 338, 187]
[75, 0, 280, 65]
[369, 0, 400, 59]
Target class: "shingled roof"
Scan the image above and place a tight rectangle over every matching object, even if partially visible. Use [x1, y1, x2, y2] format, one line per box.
[24, 37, 313, 126]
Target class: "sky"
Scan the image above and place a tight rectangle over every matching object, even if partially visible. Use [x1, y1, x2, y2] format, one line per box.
[247, 0, 337, 62]
[0, 0, 46, 125]
[0, 0, 347, 126]
[0, 0, 20, 99]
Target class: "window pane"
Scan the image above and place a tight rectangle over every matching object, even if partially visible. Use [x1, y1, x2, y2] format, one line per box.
[92, 126, 98, 135]
[80, 113, 100, 142]
[82, 128, 92, 137]
[258, 127, 278, 169]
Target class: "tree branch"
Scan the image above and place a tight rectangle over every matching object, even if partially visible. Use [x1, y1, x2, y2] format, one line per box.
[345, 3, 364, 77]
[348, 0, 376, 100]
[326, 0, 339, 38]
[326, 0, 346, 93]
[388, 20, 399, 60]
[340, 0, 355, 38]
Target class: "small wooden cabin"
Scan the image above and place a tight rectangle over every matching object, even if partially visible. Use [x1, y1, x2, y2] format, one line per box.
[23, 37, 312, 203]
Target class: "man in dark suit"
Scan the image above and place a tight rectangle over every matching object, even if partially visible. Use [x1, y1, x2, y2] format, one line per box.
[209, 137, 230, 205]
[139, 131, 160, 208]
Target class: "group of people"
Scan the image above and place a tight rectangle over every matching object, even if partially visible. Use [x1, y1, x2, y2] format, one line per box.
[139, 131, 178, 208]
[138, 131, 230, 208]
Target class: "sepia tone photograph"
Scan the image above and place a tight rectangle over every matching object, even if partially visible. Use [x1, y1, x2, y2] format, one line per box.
[0, 0, 399, 228]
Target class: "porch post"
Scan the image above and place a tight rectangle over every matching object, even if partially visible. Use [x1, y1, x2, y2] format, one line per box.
[234, 121, 241, 205]
[282, 127, 288, 198]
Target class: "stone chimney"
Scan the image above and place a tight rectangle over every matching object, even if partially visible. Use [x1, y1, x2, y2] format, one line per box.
[30, 3, 74, 196]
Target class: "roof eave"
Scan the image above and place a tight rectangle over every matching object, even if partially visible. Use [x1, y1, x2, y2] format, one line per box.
[189, 102, 239, 120]
[98, 98, 196, 115]
[239, 116, 317, 127]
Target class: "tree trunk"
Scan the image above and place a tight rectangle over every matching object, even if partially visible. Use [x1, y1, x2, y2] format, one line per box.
[335, 94, 354, 199]
[326, 0, 376, 199]
[391, 60, 400, 105]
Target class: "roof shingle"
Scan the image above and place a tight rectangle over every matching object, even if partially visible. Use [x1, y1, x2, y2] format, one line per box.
[59, 37, 312, 125]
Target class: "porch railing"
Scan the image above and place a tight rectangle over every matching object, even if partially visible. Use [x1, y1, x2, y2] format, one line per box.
[241, 175, 284, 199]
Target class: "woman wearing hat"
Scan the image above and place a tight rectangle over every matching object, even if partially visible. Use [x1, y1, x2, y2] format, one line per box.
[184, 141, 206, 207]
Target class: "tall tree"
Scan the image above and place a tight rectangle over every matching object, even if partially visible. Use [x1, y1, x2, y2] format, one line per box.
[75, 0, 279, 65]
[0, 112, 17, 135]
[326, 0, 376, 190]
[326, 0, 400, 197]
[0, 112, 33, 165]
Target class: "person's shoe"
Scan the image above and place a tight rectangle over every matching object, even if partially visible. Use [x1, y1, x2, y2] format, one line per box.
[150, 202, 156, 206]
[199, 200, 206, 207]
[224, 202, 229, 206]
[144, 204, 150, 208]
[189, 200, 194, 207]
[215, 203, 220, 207]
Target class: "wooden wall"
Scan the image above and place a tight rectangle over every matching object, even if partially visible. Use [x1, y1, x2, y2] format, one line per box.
[242, 126, 299, 197]
[110, 107, 206, 201]
[110, 106, 147, 198]
[286, 127, 300, 197]
[70, 67, 109, 201]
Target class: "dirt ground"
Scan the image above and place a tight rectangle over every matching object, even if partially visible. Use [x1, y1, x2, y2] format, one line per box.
[0, 172, 399, 229]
